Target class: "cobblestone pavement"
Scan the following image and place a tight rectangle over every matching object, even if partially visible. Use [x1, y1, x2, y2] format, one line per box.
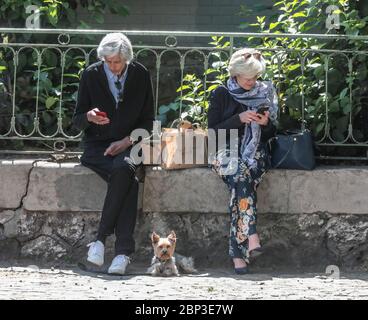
[1, 264, 368, 300]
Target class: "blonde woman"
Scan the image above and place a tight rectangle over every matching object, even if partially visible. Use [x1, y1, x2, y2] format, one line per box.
[208, 48, 278, 274]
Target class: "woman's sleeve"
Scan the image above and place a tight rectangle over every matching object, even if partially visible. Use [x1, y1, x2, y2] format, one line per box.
[260, 121, 276, 142]
[260, 82, 278, 142]
[207, 88, 243, 130]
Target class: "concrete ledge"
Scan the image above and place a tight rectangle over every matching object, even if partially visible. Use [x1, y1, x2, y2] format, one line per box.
[143, 166, 368, 214]
[1, 162, 368, 269]
[142, 167, 228, 213]
[1, 162, 367, 214]
[21, 162, 143, 212]
[258, 167, 368, 214]
[23, 162, 106, 212]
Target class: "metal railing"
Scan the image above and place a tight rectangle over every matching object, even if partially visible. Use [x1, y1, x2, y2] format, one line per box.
[0, 28, 367, 159]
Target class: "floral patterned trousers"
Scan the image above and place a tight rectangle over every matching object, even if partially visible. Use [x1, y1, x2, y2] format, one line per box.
[212, 145, 269, 262]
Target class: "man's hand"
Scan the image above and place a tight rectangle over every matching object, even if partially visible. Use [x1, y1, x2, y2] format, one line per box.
[87, 108, 110, 125]
[104, 137, 132, 156]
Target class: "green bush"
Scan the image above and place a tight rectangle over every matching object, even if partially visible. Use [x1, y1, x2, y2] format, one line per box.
[243, 0, 368, 144]
[159, 36, 230, 128]
[0, 0, 129, 28]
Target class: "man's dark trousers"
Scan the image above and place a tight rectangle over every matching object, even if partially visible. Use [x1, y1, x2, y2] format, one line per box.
[81, 141, 139, 256]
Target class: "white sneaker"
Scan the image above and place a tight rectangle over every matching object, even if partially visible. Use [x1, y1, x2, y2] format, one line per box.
[108, 255, 130, 275]
[86, 241, 105, 266]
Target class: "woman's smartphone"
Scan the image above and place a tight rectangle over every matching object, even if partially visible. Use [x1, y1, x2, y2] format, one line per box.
[256, 106, 269, 115]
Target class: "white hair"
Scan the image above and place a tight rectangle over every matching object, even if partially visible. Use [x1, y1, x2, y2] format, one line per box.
[97, 33, 133, 63]
[228, 48, 266, 78]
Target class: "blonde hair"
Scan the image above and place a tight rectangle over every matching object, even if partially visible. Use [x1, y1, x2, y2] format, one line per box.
[97, 33, 133, 63]
[228, 48, 266, 78]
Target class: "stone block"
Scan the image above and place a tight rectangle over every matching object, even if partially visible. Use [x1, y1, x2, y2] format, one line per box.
[0, 210, 19, 239]
[143, 167, 228, 213]
[287, 168, 368, 214]
[144, 166, 368, 215]
[21, 235, 67, 260]
[0, 160, 33, 209]
[23, 162, 143, 212]
[23, 162, 106, 212]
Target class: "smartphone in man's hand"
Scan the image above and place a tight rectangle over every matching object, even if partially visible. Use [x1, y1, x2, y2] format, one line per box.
[95, 111, 107, 118]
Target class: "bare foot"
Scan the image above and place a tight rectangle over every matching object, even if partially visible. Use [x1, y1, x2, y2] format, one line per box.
[233, 258, 247, 269]
[248, 233, 261, 252]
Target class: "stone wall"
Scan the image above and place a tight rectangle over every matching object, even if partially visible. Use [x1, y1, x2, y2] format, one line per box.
[1, 160, 368, 271]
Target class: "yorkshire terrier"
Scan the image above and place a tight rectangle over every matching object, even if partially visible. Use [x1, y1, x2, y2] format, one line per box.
[147, 231, 197, 277]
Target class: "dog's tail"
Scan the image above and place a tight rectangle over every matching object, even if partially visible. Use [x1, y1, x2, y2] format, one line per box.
[175, 253, 198, 274]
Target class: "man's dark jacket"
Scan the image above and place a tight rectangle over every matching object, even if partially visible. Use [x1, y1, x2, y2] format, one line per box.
[73, 60, 154, 143]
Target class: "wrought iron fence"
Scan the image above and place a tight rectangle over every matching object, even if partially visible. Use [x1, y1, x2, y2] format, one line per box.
[0, 28, 367, 159]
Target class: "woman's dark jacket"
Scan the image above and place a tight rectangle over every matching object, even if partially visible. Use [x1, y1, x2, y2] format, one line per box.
[208, 85, 276, 150]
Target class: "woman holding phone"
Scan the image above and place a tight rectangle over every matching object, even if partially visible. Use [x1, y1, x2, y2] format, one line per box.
[208, 48, 278, 274]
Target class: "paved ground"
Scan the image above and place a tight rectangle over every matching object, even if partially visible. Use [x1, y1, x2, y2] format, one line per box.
[1, 263, 368, 300]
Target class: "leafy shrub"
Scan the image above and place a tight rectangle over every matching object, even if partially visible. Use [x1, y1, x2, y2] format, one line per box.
[243, 0, 368, 145]
[159, 36, 230, 128]
[161, 0, 368, 159]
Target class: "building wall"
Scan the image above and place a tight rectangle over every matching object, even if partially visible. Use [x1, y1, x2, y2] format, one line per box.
[77, 0, 275, 32]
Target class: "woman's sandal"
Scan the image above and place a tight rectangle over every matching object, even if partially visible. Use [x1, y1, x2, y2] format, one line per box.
[234, 259, 249, 275]
[234, 266, 248, 275]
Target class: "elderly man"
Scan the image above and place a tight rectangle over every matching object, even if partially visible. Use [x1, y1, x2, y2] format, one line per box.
[73, 33, 154, 274]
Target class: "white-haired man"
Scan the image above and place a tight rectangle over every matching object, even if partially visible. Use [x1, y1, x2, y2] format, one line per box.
[73, 33, 154, 274]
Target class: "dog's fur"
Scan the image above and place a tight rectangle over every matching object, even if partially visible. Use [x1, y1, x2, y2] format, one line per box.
[147, 231, 197, 277]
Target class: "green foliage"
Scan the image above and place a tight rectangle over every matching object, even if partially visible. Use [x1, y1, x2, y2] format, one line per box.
[0, 0, 129, 28]
[157, 101, 181, 127]
[164, 0, 367, 150]
[159, 36, 230, 128]
[243, 0, 368, 143]
[176, 74, 208, 128]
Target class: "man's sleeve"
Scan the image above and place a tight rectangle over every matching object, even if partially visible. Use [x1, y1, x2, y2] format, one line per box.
[72, 70, 91, 131]
[134, 70, 154, 134]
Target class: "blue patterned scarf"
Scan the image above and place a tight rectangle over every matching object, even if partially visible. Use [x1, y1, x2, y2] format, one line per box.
[227, 77, 278, 168]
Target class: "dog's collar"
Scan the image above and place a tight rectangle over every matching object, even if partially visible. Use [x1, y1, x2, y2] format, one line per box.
[154, 256, 172, 264]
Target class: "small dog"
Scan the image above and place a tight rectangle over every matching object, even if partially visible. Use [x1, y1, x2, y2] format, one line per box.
[147, 231, 197, 277]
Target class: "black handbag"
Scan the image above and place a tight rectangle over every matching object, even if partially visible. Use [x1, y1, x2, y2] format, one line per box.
[270, 129, 316, 170]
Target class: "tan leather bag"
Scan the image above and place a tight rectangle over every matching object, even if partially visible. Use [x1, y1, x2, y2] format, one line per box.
[142, 120, 208, 169]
